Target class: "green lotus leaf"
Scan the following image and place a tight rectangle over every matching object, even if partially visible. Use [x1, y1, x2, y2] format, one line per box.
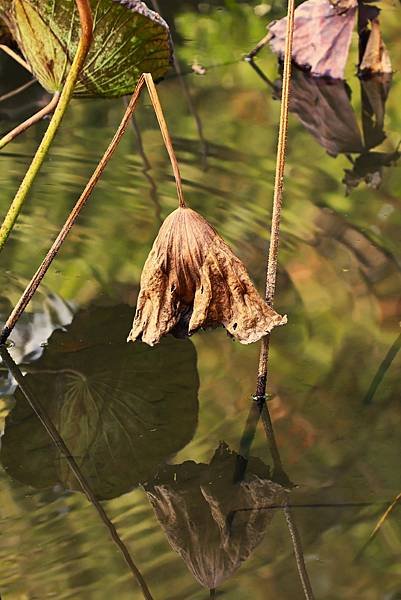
[1, 305, 199, 500]
[1, 0, 172, 97]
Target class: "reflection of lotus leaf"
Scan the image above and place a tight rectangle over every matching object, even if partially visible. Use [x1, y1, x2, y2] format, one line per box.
[0, 0, 172, 97]
[1, 305, 199, 500]
[278, 67, 363, 156]
[145, 443, 286, 590]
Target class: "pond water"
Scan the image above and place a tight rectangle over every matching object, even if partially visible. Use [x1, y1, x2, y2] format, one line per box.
[1, 1, 401, 599]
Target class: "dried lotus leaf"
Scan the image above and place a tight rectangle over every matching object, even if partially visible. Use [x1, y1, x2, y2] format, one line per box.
[128, 207, 287, 346]
[268, 0, 357, 80]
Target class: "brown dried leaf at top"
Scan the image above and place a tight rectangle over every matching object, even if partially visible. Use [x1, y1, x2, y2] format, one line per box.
[128, 207, 287, 346]
[268, 0, 357, 80]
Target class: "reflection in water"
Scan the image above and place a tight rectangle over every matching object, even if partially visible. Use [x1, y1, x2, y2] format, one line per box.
[250, 61, 400, 192]
[0, 3, 400, 597]
[144, 443, 286, 595]
[0, 292, 74, 394]
[0, 302, 316, 598]
[0, 345, 156, 600]
[1, 304, 199, 500]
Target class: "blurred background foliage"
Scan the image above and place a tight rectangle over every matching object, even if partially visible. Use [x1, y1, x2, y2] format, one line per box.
[0, 0, 401, 598]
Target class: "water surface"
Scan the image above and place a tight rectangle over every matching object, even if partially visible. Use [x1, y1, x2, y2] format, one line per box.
[1, 2, 401, 599]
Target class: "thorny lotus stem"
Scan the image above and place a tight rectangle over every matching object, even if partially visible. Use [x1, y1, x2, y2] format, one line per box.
[144, 73, 186, 208]
[247, 1, 315, 598]
[0, 0, 93, 252]
[0, 347, 155, 600]
[254, 0, 295, 476]
[0, 76, 146, 345]
[0, 92, 60, 149]
[0, 43, 32, 72]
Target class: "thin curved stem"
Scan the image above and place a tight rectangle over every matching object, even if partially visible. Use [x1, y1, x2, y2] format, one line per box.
[0, 76, 146, 345]
[0, 92, 60, 149]
[0, 0, 93, 252]
[0, 347, 154, 600]
[0, 44, 32, 72]
[143, 73, 186, 208]
[0, 78, 36, 103]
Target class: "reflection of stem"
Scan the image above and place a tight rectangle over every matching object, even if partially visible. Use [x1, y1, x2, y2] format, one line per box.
[0, 0, 93, 251]
[363, 332, 401, 405]
[0, 78, 36, 104]
[0, 76, 146, 345]
[210, 589, 216, 599]
[356, 490, 401, 559]
[0, 346, 155, 600]
[149, 0, 208, 169]
[246, 59, 276, 91]
[144, 73, 186, 208]
[128, 107, 162, 224]
[284, 503, 315, 600]
[0, 92, 60, 149]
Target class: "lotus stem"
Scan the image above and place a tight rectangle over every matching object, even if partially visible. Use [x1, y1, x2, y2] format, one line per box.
[0, 347, 155, 600]
[0, 43, 32, 72]
[254, 0, 295, 470]
[0, 78, 36, 103]
[248, 3, 315, 597]
[245, 32, 272, 61]
[0, 0, 93, 253]
[0, 76, 146, 345]
[0, 92, 60, 149]
[143, 73, 186, 208]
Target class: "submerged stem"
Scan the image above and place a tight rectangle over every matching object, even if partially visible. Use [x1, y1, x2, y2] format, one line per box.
[0, 347, 154, 600]
[144, 73, 186, 208]
[0, 0, 93, 252]
[0, 76, 146, 345]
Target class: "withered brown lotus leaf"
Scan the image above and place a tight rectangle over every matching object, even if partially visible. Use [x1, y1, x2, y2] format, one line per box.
[359, 19, 392, 75]
[128, 207, 286, 346]
[268, 0, 357, 80]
